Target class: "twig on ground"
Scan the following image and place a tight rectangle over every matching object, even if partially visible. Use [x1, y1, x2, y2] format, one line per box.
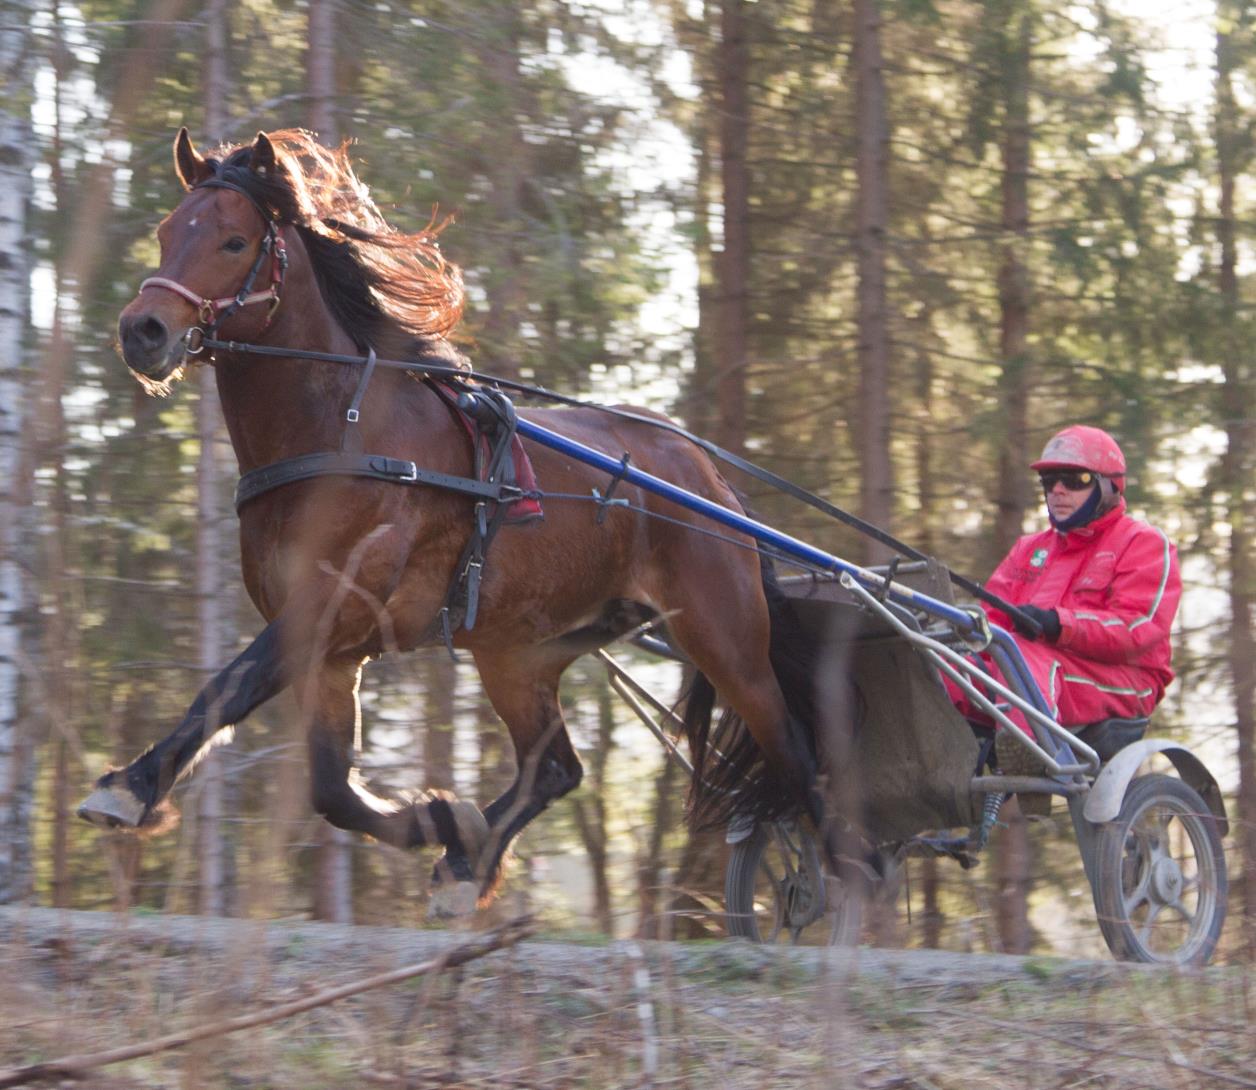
[0, 917, 535, 1089]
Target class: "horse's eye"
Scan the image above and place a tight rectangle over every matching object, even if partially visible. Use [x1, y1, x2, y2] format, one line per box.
[223, 236, 248, 254]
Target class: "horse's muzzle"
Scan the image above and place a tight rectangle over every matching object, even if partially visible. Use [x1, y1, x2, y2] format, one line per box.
[118, 312, 183, 379]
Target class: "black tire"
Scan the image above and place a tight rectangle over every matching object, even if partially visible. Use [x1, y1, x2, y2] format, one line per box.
[724, 821, 861, 945]
[1093, 773, 1228, 966]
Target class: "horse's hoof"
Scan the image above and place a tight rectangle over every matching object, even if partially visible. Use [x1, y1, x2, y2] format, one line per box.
[427, 880, 480, 920]
[77, 783, 146, 829]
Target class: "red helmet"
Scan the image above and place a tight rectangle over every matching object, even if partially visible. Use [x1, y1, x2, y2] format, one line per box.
[1031, 425, 1126, 489]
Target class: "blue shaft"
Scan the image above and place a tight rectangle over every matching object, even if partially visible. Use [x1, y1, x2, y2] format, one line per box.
[516, 416, 1054, 715]
[516, 417, 984, 635]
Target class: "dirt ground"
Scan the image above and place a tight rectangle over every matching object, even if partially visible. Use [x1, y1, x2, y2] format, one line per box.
[1, 906, 1253, 1089]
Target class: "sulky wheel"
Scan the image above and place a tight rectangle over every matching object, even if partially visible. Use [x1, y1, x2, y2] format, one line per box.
[724, 821, 861, 946]
[1093, 773, 1228, 966]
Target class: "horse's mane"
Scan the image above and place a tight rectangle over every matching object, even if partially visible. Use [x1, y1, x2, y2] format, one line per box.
[202, 130, 465, 358]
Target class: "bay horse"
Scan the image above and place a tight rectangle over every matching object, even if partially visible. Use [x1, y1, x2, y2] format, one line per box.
[81, 128, 826, 910]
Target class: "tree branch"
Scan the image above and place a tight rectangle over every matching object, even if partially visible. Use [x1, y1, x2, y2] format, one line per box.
[0, 917, 535, 1088]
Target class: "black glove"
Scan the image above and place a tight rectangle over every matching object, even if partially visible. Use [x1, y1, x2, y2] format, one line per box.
[1012, 605, 1061, 642]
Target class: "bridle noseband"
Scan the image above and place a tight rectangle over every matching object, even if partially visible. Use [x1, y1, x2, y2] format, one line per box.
[139, 177, 289, 345]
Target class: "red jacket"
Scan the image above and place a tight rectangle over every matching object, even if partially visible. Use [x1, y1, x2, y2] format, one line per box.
[983, 500, 1181, 702]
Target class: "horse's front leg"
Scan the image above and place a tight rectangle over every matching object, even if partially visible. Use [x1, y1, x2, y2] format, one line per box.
[78, 615, 304, 830]
[303, 655, 489, 860]
[435, 651, 583, 907]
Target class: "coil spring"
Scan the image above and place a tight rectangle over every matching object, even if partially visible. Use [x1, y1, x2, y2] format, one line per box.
[974, 791, 1006, 849]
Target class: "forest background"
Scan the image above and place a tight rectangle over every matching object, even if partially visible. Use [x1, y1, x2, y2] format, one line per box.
[0, 0, 1254, 962]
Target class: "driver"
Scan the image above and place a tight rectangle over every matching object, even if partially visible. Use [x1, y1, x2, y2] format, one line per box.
[957, 425, 1182, 749]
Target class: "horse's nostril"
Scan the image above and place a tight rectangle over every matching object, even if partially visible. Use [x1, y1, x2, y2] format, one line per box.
[134, 315, 168, 348]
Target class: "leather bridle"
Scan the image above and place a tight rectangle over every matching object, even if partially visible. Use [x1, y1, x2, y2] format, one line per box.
[139, 177, 289, 340]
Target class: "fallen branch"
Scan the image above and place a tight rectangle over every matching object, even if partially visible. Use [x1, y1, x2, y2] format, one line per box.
[0, 917, 535, 1088]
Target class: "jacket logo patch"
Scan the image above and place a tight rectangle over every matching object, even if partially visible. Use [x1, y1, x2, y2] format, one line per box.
[1030, 548, 1049, 568]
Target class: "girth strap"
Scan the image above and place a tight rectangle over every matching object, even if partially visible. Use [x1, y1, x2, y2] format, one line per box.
[234, 451, 524, 512]
[233, 373, 536, 660]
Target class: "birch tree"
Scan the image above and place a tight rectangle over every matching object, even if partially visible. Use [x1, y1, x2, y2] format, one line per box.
[0, 7, 35, 905]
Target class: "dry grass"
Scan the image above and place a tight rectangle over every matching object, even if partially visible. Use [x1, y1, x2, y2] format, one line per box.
[1, 909, 1255, 1089]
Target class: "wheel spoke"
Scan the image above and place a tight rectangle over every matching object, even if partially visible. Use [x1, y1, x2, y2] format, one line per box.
[1166, 899, 1197, 926]
[1140, 817, 1172, 866]
[1134, 900, 1165, 949]
[1122, 854, 1152, 914]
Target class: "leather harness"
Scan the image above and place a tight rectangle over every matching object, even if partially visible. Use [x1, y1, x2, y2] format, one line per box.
[154, 170, 1043, 641]
[233, 369, 543, 656]
[154, 170, 542, 656]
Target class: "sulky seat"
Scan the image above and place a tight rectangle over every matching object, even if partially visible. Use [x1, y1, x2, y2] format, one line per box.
[1073, 717, 1150, 764]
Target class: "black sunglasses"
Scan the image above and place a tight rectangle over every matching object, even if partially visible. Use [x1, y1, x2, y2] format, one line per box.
[1039, 470, 1096, 492]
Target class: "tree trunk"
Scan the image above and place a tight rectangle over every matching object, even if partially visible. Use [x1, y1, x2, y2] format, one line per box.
[424, 656, 457, 787]
[853, 0, 894, 562]
[43, 10, 75, 911]
[636, 754, 678, 939]
[991, 5, 1034, 956]
[476, 12, 528, 385]
[991, 5, 1033, 564]
[0, 8, 36, 904]
[672, 6, 753, 925]
[195, 0, 233, 920]
[912, 330, 943, 948]
[307, 0, 338, 139]
[1215, 16, 1256, 951]
[713, 0, 750, 455]
[571, 684, 615, 935]
[683, 80, 718, 439]
[304, 1, 353, 922]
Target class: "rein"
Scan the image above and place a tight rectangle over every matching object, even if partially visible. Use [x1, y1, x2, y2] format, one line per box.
[143, 175, 1021, 622]
[191, 331, 1019, 618]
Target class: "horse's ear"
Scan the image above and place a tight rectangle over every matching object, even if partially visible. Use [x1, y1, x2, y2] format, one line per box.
[250, 131, 277, 178]
[173, 127, 211, 190]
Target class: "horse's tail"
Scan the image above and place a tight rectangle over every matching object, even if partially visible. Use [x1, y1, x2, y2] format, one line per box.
[681, 552, 820, 830]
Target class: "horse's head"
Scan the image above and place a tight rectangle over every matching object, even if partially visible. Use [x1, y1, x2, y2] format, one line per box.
[120, 126, 467, 394]
[118, 128, 289, 391]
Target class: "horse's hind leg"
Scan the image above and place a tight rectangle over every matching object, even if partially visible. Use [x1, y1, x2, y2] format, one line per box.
[435, 649, 583, 903]
[303, 656, 489, 861]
